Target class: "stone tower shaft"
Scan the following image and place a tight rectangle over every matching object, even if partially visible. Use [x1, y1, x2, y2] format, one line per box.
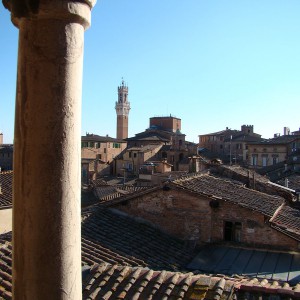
[115, 79, 130, 139]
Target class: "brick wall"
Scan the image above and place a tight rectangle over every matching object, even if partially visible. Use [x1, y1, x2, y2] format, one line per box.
[115, 187, 298, 251]
[210, 200, 297, 250]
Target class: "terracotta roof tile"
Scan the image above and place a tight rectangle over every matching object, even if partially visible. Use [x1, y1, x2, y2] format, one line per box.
[0, 232, 12, 300]
[82, 263, 300, 299]
[92, 185, 150, 205]
[81, 208, 194, 271]
[270, 204, 300, 240]
[1, 227, 300, 299]
[82, 134, 125, 143]
[0, 172, 13, 209]
[171, 174, 284, 217]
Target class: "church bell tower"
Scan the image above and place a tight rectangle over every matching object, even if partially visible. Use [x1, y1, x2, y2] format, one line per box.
[115, 79, 131, 139]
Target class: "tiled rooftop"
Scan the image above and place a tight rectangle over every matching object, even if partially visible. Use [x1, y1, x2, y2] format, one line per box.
[81, 207, 194, 271]
[92, 184, 152, 205]
[126, 129, 171, 142]
[2, 203, 300, 299]
[82, 134, 125, 143]
[92, 176, 138, 187]
[225, 134, 264, 142]
[248, 135, 298, 145]
[200, 128, 238, 136]
[0, 171, 13, 209]
[211, 165, 270, 184]
[83, 262, 300, 300]
[169, 173, 300, 241]
[0, 206, 196, 299]
[210, 165, 295, 201]
[0, 232, 12, 299]
[270, 204, 300, 240]
[127, 144, 162, 152]
[277, 174, 300, 191]
[172, 173, 284, 217]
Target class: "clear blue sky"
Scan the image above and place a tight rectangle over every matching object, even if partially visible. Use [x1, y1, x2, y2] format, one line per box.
[1, 1, 300, 144]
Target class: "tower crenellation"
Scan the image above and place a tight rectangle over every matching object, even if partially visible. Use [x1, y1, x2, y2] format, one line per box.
[115, 79, 131, 139]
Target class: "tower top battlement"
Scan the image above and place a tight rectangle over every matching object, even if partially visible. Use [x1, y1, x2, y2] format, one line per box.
[118, 79, 128, 91]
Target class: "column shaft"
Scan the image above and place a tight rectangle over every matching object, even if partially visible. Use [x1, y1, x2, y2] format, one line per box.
[13, 14, 85, 300]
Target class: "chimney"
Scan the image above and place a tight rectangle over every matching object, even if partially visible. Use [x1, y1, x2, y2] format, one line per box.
[285, 178, 289, 188]
[284, 127, 290, 135]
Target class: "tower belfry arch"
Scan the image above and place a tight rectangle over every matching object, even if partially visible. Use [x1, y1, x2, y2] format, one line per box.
[115, 79, 131, 139]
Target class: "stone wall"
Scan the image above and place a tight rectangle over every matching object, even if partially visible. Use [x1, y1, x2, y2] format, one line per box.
[115, 187, 298, 251]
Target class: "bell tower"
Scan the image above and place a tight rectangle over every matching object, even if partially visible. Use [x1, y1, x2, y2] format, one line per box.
[115, 79, 131, 139]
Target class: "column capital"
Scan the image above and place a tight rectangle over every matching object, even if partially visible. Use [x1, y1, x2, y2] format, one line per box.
[4, 0, 96, 30]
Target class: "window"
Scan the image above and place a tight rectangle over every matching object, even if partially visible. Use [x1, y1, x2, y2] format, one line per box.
[81, 142, 88, 148]
[129, 152, 132, 158]
[272, 155, 279, 165]
[251, 154, 258, 166]
[133, 153, 137, 158]
[262, 154, 268, 167]
[96, 142, 100, 149]
[224, 221, 241, 242]
[104, 148, 106, 154]
[89, 142, 95, 148]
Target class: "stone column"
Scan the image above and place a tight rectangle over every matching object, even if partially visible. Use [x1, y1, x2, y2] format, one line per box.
[9, 1, 95, 299]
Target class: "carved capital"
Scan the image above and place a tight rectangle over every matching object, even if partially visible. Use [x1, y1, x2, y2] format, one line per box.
[7, 0, 96, 30]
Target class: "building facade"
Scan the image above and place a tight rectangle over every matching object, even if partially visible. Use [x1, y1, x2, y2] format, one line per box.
[247, 135, 300, 168]
[199, 125, 263, 163]
[112, 173, 299, 252]
[114, 116, 197, 175]
[81, 134, 127, 182]
[149, 116, 181, 133]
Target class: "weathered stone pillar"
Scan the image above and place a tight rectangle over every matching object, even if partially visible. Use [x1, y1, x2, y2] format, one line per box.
[9, 1, 95, 299]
